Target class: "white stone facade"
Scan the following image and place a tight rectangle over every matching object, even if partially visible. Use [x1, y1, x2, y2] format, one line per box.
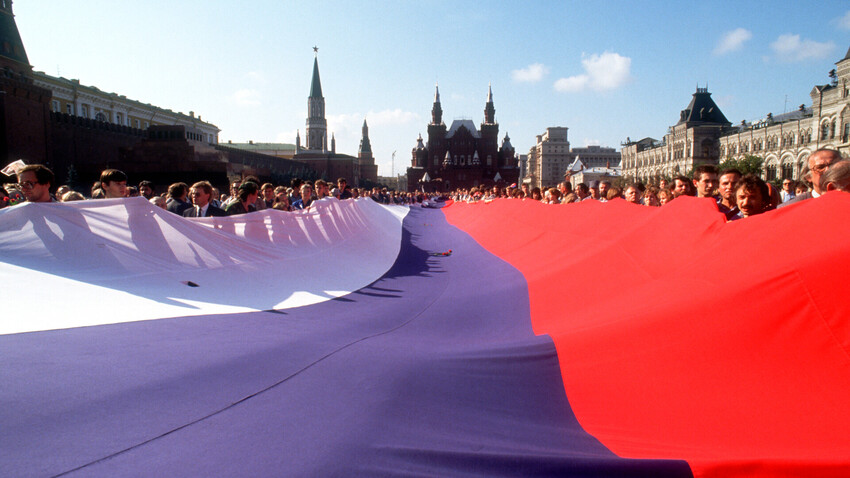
[34, 71, 220, 145]
[623, 48, 850, 183]
[525, 127, 572, 189]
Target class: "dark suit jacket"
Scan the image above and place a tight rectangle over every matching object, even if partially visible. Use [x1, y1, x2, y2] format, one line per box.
[167, 198, 192, 216]
[183, 204, 227, 217]
[777, 191, 813, 208]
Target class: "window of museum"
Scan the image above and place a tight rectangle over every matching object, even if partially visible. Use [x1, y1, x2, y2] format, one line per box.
[821, 122, 829, 140]
[766, 165, 777, 181]
[95, 112, 106, 122]
[844, 124, 850, 143]
[66, 104, 74, 115]
[116, 113, 123, 125]
[134, 119, 140, 128]
[51, 100, 60, 113]
[830, 122, 836, 139]
[781, 164, 792, 180]
[81, 105, 89, 119]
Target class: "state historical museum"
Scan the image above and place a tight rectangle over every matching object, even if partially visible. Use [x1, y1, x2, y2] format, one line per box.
[407, 85, 518, 192]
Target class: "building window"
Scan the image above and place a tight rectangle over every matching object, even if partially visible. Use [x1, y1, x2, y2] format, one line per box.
[144, 121, 150, 129]
[766, 165, 777, 181]
[116, 113, 123, 125]
[51, 100, 60, 112]
[134, 119, 140, 128]
[821, 122, 829, 140]
[844, 124, 850, 143]
[66, 103, 74, 115]
[781, 163, 793, 180]
[80, 105, 89, 118]
[95, 112, 106, 122]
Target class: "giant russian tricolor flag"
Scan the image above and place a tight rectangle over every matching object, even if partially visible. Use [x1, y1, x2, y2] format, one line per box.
[2, 195, 849, 477]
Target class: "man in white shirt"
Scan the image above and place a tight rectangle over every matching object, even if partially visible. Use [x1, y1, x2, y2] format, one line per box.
[183, 181, 226, 217]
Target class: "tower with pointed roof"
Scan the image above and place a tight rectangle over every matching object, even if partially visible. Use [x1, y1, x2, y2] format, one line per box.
[358, 118, 377, 183]
[0, 0, 52, 165]
[305, 50, 327, 151]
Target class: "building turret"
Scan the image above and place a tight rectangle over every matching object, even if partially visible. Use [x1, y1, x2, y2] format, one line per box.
[412, 133, 427, 168]
[358, 119, 372, 154]
[431, 84, 443, 125]
[358, 118, 375, 168]
[484, 83, 495, 124]
[0, 0, 32, 76]
[305, 49, 328, 150]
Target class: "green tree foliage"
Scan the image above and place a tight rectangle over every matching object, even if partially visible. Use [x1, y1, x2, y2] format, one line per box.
[719, 155, 763, 176]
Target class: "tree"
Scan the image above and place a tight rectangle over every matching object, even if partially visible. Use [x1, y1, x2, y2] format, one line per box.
[719, 155, 763, 176]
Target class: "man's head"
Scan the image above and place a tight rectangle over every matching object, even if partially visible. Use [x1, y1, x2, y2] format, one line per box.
[624, 184, 641, 204]
[229, 180, 241, 198]
[735, 174, 769, 217]
[820, 160, 850, 193]
[692, 164, 719, 198]
[806, 149, 843, 194]
[168, 182, 189, 201]
[189, 181, 213, 208]
[575, 183, 589, 199]
[781, 178, 793, 192]
[99, 169, 128, 198]
[658, 179, 669, 190]
[718, 168, 742, 203]
[521, 183, 529, 194]
[262, 183, 275, 202]
[238, 181, 259, 203]
[300, 183, 313, 200]
[314, 180, 329, 198]
[672, 175, 691, 196]
[150, 196, 167, 209]
[599, 181, 611, 197]
[17, 165, 54, 202]
[138, 180, 154, 199]
[337, 177, 347, 191]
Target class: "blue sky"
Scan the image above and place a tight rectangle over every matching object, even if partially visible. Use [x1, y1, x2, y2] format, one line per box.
[15, 1, 850, 177]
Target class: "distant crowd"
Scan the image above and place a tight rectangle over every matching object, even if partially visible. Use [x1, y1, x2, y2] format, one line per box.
[450, 148, 849, 221]
[1, 165, 437, 216]
[3, 148, 848, 220]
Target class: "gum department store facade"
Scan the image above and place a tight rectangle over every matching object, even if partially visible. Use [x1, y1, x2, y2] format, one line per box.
[622, 47, 850, 183]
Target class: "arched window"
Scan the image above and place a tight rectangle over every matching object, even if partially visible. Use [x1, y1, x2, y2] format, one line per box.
[821, 122, 830, 140]
[766, 164, 777, 181]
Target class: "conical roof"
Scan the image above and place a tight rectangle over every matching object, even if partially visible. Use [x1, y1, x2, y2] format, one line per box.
[0, 5, 30, 68]
[310, 56, 323, 98]
[677, 87, 730, 126]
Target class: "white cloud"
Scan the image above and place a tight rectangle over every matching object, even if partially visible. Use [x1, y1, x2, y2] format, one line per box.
[511, 63, 549, 83]
[770, 34, 835, 62]
[555, 52, 631, 93]
[229, 89, 261, 106]
[554, 76, 589, 92]
[838, 11, 850, 30]
[714, 28, 752, 55]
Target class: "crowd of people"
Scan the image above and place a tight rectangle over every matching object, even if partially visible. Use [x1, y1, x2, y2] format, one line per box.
[3, 148, 848, 220]
[0, 165, 437, 215]
[449, 148, 849, 221]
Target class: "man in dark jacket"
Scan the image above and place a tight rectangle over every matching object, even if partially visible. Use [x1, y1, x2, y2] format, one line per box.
[183, 181, 226, 217]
